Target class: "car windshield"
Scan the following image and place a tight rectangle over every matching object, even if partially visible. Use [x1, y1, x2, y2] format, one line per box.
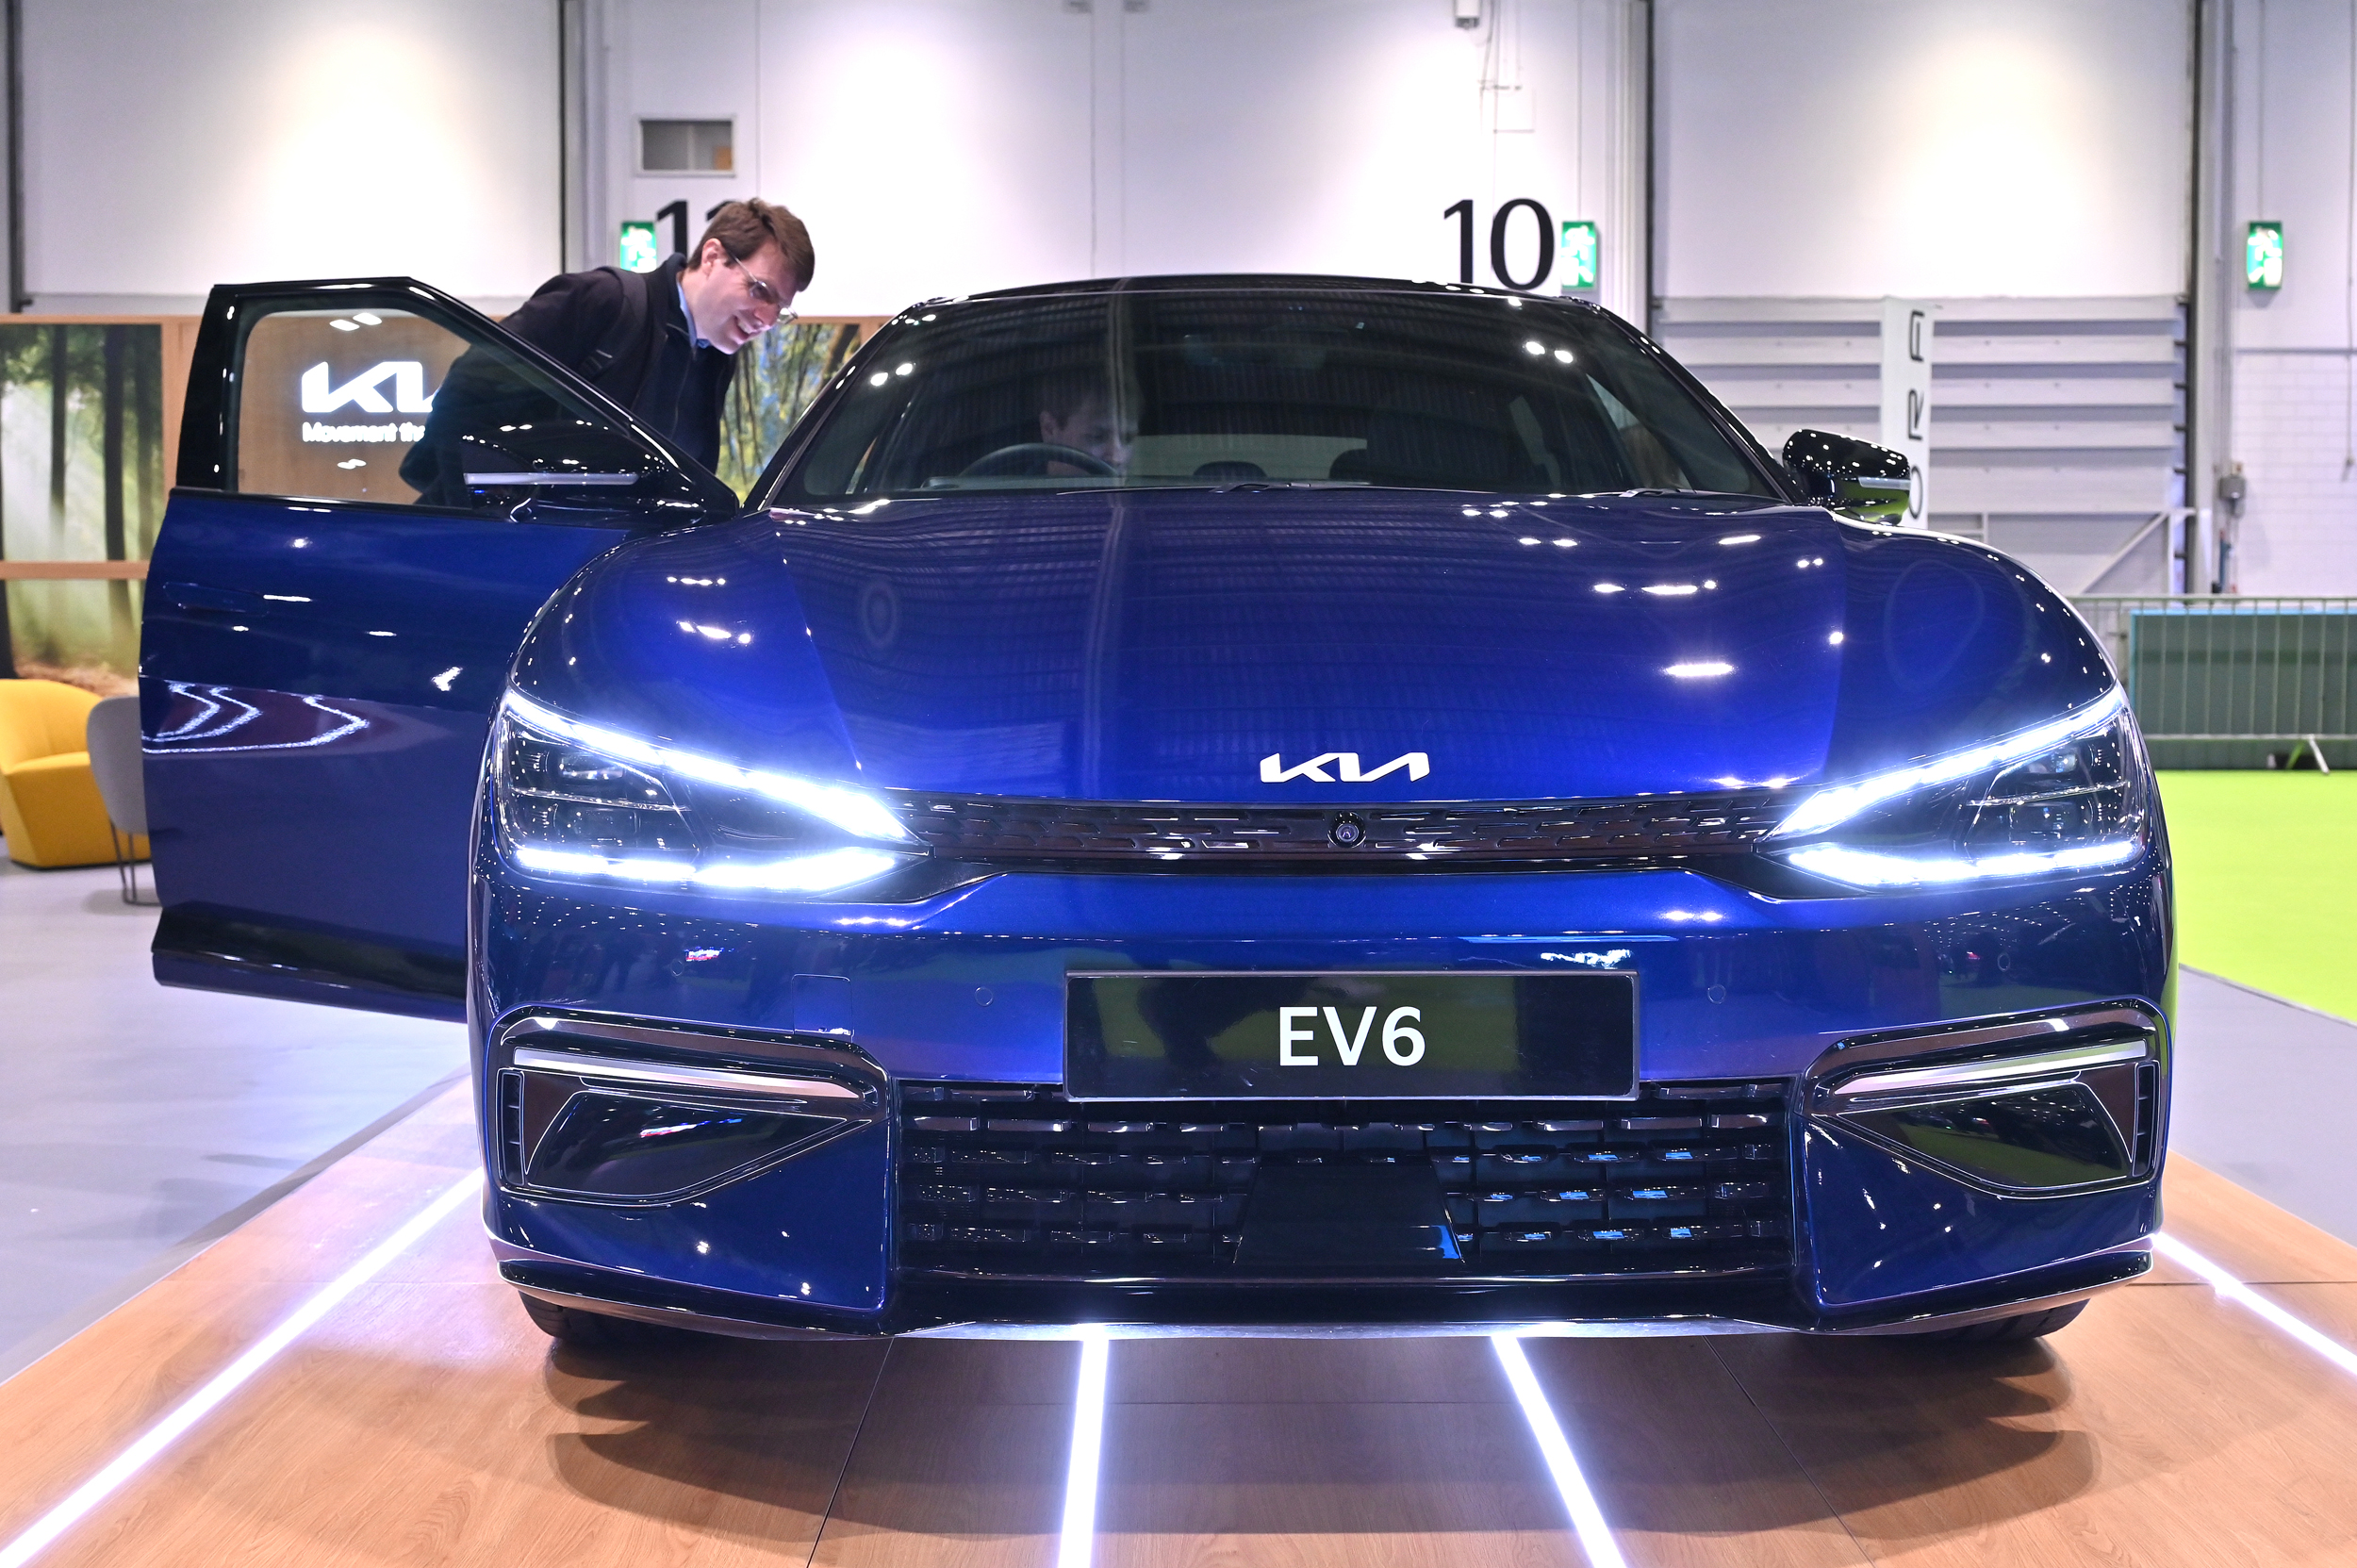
[774, 287, 1777, 502]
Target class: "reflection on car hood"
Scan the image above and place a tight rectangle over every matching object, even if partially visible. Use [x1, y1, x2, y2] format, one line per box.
[513, 489, 2113, 803]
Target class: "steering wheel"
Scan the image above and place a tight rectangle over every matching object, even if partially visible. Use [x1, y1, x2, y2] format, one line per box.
[958, 442, 1118, 479]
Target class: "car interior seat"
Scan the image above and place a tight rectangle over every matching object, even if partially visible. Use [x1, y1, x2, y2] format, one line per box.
[1332, 384, 1546, 490]
[0, 678, 136, 869]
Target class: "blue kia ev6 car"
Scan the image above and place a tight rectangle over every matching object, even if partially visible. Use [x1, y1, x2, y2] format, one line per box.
[140, 273, 2168, 1345]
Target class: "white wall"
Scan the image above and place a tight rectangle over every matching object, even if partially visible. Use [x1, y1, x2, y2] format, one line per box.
[590, 0, 1648, 322]
[20, 0, 562, 313]
[743, 0, 1097, 313]
[1656, 0, 2194, 301]
[2225, 0, 2357, 593]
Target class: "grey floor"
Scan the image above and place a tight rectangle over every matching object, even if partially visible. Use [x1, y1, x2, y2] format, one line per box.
[0, 850, 2349, 1384]
[0, 856, 464, 1383]
[2171, 966, 2357, 1246]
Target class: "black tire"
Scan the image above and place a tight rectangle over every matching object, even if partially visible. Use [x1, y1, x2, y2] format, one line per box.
[518, 1291, 670, 1347]
[1905, 1300, 2087, 1344]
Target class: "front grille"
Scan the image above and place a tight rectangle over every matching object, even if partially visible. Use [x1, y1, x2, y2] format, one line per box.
[897, 1081, 1792, 1280]
[887, 791, 1786, 866]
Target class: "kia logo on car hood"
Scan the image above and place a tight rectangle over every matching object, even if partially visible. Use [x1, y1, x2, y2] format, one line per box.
[1260, 751, 1430, 784]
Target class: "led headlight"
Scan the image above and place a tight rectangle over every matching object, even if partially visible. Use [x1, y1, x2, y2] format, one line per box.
[494, 690, 921, 895]
[1767, 686, 2149, 890]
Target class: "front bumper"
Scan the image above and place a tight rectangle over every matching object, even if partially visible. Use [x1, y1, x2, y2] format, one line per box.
[496, 1243, 2152, 1341]
[471, 855, 2170, 1335]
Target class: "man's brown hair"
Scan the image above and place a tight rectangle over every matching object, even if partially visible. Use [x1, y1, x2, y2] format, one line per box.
[698, 198, 816, 291]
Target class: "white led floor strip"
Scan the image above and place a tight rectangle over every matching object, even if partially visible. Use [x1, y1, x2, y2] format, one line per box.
[1491, 1333, 1631, 1568]
[1055, 1328, 1112, 1568]
[0, 1172, 485, 1568]
[2152, 1232, 2357, 1379]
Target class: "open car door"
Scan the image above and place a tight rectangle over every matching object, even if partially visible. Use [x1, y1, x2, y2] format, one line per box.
[142, 277, 741, 1018]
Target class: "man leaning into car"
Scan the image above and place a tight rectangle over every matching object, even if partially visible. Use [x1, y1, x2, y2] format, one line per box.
[481, 198, 811, 474]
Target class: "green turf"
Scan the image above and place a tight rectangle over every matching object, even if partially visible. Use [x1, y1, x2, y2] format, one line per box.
[2157, 770, 2357, 1019]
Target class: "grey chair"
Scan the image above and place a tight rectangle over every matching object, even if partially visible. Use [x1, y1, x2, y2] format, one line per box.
[84, 695, 154, 905]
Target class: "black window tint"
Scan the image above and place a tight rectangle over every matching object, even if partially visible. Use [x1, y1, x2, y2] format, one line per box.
[777, 289, 1772, 502]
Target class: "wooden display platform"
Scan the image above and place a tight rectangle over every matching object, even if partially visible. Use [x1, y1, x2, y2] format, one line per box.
[2, 1084, 2354, 1567]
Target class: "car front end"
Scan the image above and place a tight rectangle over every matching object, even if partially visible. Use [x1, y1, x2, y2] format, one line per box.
[469, 278, 2169, 1342]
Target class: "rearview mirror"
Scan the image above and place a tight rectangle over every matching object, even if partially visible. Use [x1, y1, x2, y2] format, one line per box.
[1782, 429, 1913, 524]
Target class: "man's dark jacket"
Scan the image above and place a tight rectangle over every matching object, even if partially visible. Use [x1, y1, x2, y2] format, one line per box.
[502, 255, 737, 471]
[403, 256, 736, 503]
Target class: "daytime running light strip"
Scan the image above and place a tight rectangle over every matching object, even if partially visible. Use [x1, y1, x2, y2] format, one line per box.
[1772, 685, 2131, 841]
[0, 1172, 485, 1568]
[1054, 1328, 1112, 1568]
[513, 843, 905, 895]
[501, 689, 914, 846]
[1490, 1334, 1632, 1568]
[2152, 1233, 2357, 1380]
[1784, 836, 2141, 889]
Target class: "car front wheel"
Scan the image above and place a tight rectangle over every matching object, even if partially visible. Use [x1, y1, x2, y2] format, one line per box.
[519, 1291, 674, 1347]
[1904, 1300, 2087, 1344]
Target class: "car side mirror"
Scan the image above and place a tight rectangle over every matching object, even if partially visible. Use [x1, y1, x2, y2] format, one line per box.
[1782, 429, 1913, 524]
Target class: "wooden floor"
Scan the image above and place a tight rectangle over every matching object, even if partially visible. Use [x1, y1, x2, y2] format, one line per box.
[4, 1085, 2356, 1568]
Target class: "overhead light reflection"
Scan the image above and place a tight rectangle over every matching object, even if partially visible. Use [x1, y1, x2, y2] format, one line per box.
[1055, 1328, 1111, 1568]
[2152, 1234, 2357, 1378]
[1491, 1335, 1631, 1568]
[0, 1174, 483, 1568]
[1664, 662, 1734, 678]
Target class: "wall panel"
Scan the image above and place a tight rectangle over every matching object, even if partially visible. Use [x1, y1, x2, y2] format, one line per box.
[1656, 0, 2194, 302]
[594, 0, 1646, 321]
[20, 0, 562, 313]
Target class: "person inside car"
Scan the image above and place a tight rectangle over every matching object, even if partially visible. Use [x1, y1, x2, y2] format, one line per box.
[1036, 368, 1133, 476]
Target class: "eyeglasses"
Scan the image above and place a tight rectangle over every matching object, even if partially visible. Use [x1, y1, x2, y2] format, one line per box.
[724, 253, 796, 323]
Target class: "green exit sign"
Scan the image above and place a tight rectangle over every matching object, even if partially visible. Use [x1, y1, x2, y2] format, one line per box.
[618, 221, 660, 273]
[2247, 221, 2284, 289]
[1558, 220, 1600, 292]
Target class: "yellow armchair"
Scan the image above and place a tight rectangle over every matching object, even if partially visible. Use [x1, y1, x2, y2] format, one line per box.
[0, 679, 144, 868]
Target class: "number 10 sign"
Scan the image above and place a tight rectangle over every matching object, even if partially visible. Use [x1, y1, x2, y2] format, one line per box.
[1442, 199, 1598, 295]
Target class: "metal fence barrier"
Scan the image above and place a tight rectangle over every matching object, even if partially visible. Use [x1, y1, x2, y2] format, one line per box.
[2070, 597, 2357, 771]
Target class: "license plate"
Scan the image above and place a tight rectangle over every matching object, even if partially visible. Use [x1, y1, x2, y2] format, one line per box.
[1064, 970, 1637, 1101]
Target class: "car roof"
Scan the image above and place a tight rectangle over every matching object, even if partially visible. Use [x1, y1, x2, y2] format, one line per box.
[931, 272, 1610, 310]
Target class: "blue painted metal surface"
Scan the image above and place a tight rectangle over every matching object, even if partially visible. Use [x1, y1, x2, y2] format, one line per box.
[140, 493, 635, 1014]
[142, 272, 2170, 1333]
[477, 857, 2166, 1087]
[1799, 1121, 2159, 1310]
[513, 490, 2115, 802]
[489, 1126, 892, 1316]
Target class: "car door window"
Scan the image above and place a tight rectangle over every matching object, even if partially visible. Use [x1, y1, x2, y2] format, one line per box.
[232, 298, 690, 518]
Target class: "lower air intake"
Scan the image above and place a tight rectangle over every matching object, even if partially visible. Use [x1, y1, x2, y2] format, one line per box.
[897, 1081, 1791, 1281]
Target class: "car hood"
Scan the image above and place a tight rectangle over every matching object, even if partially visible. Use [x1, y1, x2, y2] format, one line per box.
[514, 489, 2113, 803]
